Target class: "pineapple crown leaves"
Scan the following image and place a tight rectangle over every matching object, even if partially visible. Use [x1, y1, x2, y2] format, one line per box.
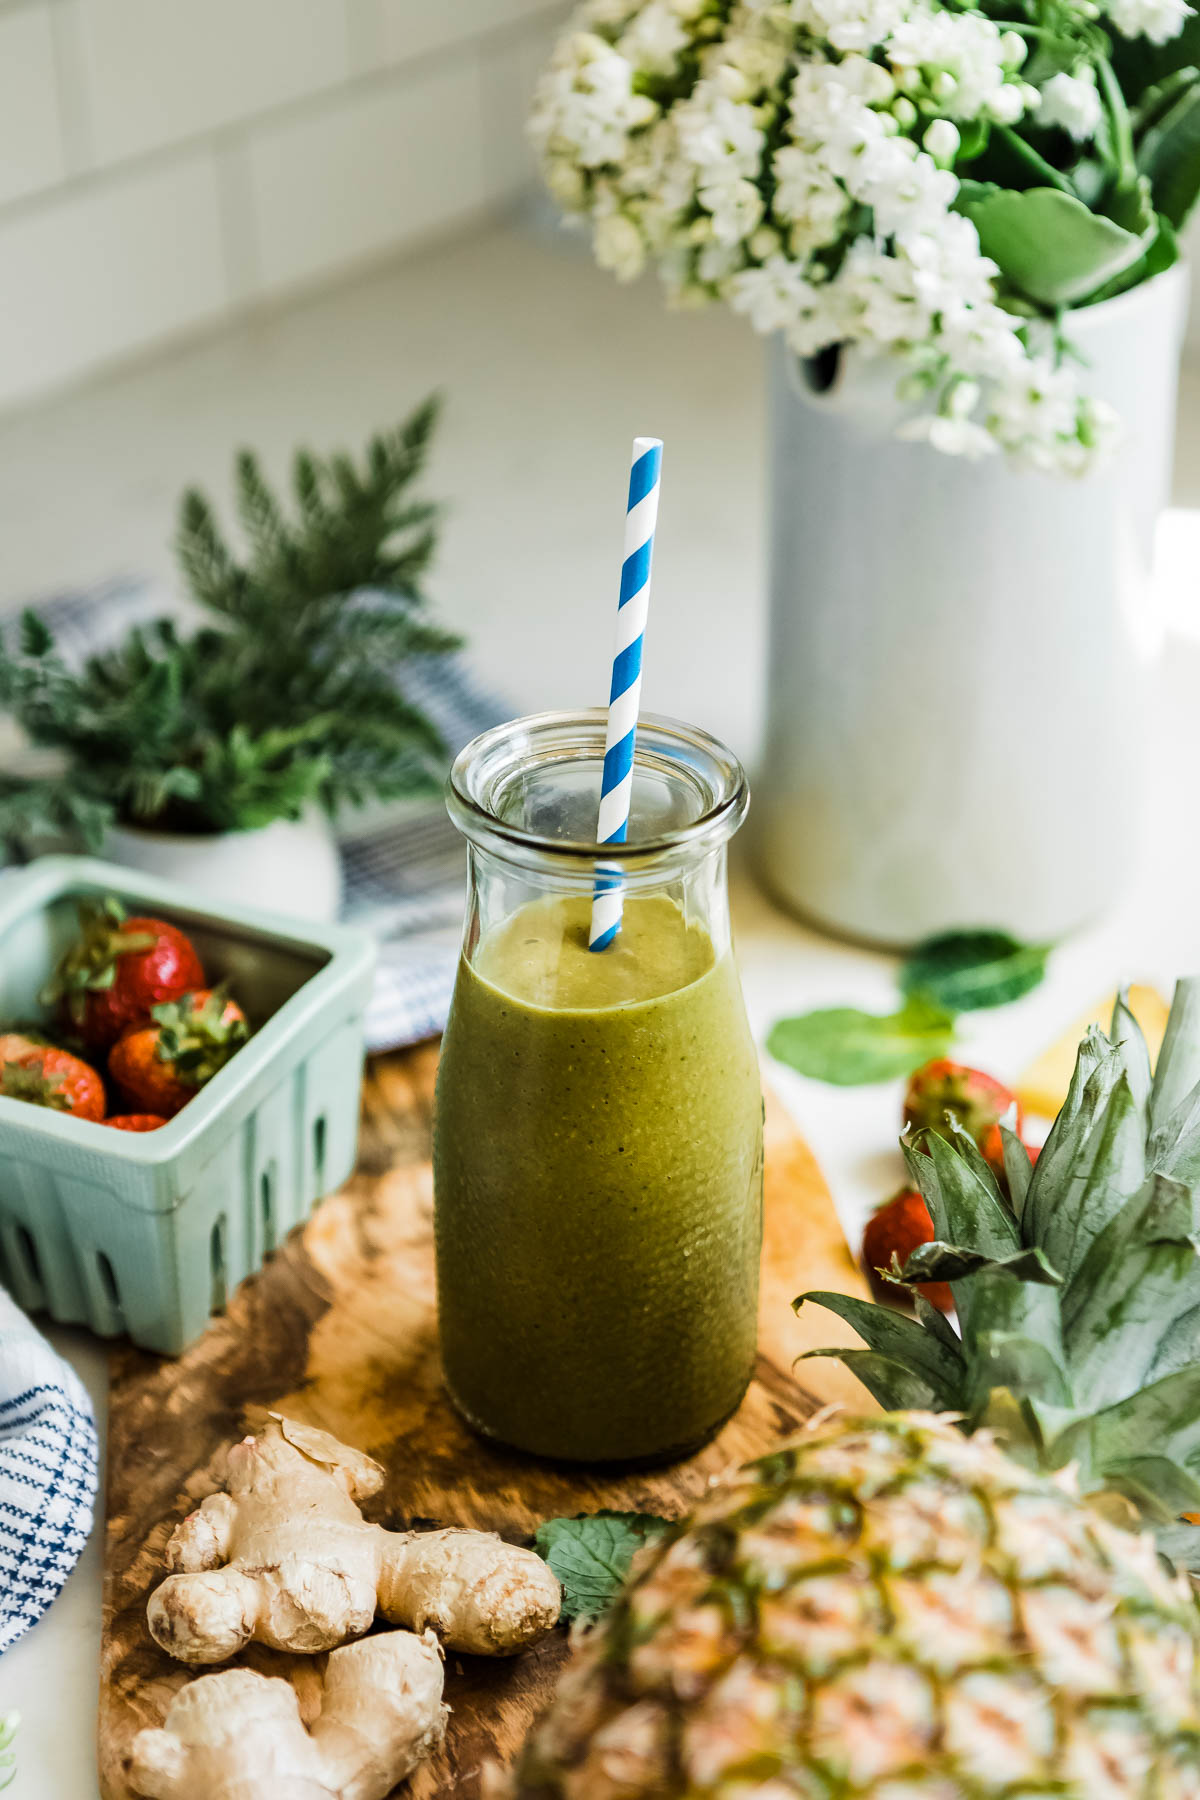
[0, 398, 461, 848]
[38, 898, 155, 1013]
[151, 987, 249, 1087]
[798, 978, 1200, 1567]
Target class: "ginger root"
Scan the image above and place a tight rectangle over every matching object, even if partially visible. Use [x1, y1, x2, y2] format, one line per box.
[128, 1629, 446, 1800]
[147, 1415, 561, 1665]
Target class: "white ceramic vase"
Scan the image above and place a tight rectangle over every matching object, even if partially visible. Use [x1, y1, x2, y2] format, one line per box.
[102, 809, 342, 923]
[756, 264, 1188, 947]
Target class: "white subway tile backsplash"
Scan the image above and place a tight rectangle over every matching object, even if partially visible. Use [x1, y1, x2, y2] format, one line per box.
[0, 152, 228, 409]
[77, 0, 350, 166]
[0, 5, 66, 205]
[246, 58, 489, 299]
[0, 0, 574, 415]
[379, 0, 557, 68]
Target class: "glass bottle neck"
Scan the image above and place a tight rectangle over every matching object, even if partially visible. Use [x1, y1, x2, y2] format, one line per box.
[447, 711, 748, 986]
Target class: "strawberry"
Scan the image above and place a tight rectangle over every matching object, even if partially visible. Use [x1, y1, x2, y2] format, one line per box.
[0, 1039, 106, 1122]
[103, 1114, 168, 1132]
[862, 1187, 954, 1314]
[109, 988, 249, 1118]
[903, 1058, 1022, 1180]
[41, 897, 205, 1049]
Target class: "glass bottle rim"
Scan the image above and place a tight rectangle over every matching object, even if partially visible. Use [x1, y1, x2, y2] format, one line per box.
[447, 709, 749, 870]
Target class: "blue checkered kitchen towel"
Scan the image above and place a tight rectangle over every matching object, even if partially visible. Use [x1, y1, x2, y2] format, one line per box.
[0, 1287, 97, 1653]
[17, 582, 509, 1053]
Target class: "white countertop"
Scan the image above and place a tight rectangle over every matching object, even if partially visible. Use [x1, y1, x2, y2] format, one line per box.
[3, 215, 1200, 1796]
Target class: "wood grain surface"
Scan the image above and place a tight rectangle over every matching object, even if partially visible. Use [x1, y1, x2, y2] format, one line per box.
[99, 1045, 871, 1800]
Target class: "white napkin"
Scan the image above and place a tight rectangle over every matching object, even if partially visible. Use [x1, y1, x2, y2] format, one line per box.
[0, 1288, 97, 1653]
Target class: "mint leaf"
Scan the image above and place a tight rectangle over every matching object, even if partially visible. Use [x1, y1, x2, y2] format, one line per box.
[767, 997, 955, 1086]
[900, 930, 1048, 1013]
[534, 1511, 671, 1621]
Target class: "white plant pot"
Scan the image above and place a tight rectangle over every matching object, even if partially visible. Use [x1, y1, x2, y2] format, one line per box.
[756, 264, 1189, 947]
[102, 811, 342, 924]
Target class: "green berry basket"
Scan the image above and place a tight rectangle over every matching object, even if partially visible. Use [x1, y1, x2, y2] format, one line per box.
[0, 855, 376, 1355]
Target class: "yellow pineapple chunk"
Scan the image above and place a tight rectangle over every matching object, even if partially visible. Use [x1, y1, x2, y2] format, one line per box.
[1017, 984, 1170, 1120]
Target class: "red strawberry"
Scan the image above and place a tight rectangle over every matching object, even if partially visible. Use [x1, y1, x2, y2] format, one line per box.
[862, 1187, 954, 1314]
[904, 1059, 1022, 1179]
[103, 1114, 168, 1132]
[109, 988, 249, 1118]
[41, 897, 205, 1049]
[0, 1039, 105, 1122]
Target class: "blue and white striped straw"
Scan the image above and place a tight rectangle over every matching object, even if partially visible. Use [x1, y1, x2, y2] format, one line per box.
[589, 435, 663, 951]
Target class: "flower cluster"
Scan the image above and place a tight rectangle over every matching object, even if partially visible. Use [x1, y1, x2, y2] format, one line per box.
[530, 0, 1185, 470]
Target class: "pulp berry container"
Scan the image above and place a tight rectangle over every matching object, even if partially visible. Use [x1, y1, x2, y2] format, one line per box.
[0, 856, 375, 1355]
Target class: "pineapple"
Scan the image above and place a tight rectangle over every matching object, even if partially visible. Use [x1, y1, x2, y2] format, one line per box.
[515, 982, 1200, 1799]
[517, 1415, 1200, 1798]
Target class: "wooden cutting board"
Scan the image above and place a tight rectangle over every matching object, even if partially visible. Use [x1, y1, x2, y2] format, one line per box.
[99, 1045, 871, 1800]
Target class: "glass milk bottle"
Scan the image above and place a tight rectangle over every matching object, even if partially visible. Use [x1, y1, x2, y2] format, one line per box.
[433, 710, 763, 1465]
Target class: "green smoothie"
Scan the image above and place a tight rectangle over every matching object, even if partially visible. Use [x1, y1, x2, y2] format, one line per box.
[433, 892, 763, 1464]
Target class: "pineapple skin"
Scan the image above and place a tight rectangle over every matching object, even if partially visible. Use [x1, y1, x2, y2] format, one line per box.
[517, 1416, 1200, 1800]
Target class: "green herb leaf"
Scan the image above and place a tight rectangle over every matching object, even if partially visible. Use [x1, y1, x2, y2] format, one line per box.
[767, 997, 955, 1087]
[899, 930, 1049, 1013]
[534, 1512, 672, 1622]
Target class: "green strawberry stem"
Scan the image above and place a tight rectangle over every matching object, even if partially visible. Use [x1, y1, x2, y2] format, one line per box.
[39, 897, 155, 1017]
[151, 987, 249, 1088]
[0, 1062, 69, 1111]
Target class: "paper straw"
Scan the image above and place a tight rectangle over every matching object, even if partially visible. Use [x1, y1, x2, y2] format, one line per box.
[589, 436, 663, 951]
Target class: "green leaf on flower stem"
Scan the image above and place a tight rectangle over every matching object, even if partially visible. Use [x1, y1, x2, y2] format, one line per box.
[767, 997, 955, 1086]
[1138, 80, 1200, 227]
[534, 1512, 672, 1621]
[959, 186, 1154, 306]
[899, 929, 1048, 1013]
[1132, 66, 1200, 138]
[1082, 214, 1179, 306]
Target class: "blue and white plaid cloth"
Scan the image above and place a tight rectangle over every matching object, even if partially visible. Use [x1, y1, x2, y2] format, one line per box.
[19, 582, 508, 1053]
[0, 1288, 97, 1654]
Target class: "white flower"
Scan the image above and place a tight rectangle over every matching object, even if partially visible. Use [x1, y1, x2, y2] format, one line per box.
[1037, 68, 1102, 140]
[697, 238, 747, 281]
[987, 81, 1026, 123]
[857, 138, 960, 236]
[883, 9, 1026, 122]
[707, 19, 796, 93]
[699, 171, 765, 242]
[923, 118, 961, 162]
[791, 0, 908, 52]
[830, 52, 897, 102]
[899, 411, 998, 455]
[987, 356, 1085, 463]
[618, 1, 690, 72]
[538, 0, 1113, 472]
[729, 254, 822, 331]
[1104, 0, 1192, 40]
[529, 33, 657, 169]
[676, 87, 766, 178]
[594, 207, 648, 278]
[899, 371, 995, 455]
[772, 146, 849, 249]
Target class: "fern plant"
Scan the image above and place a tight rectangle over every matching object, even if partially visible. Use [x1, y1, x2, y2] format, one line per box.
[0, 397, 461, 849]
